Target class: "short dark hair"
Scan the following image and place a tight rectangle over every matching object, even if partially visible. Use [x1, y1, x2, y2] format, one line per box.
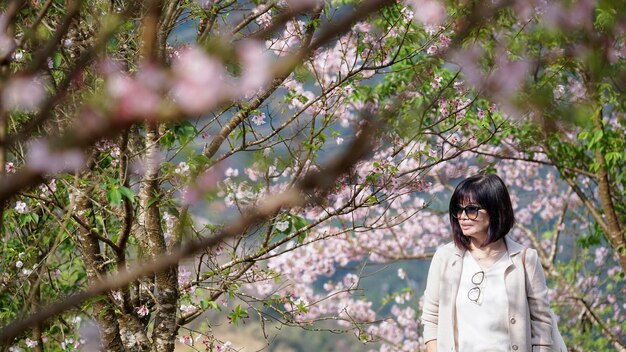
[449, 174, 515, 250]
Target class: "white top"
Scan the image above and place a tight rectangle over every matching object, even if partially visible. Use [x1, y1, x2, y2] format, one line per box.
[455, 251, 511, 352]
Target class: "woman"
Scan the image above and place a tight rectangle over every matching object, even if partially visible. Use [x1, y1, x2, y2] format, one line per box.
[422, 174, 554, 352]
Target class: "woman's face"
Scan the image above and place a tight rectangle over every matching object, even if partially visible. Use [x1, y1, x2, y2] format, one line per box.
[457, 200, 490, 241]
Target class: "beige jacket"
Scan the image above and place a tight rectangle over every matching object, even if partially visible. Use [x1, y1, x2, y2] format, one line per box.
[421, 236, 554, 352]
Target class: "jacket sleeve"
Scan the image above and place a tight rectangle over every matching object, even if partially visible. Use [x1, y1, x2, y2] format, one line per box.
[525, 248, 554, 352]
[422, 247, 443, 343]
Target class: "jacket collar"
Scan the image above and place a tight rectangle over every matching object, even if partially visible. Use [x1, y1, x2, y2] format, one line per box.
[452, 235, 524, 257]
[504, 236, 524, 257]
[453, 243, 463, 257]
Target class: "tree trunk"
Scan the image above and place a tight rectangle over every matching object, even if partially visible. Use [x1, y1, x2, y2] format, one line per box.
[137, 123, 178, 352]
[75, 187, 125, 352]
[592, 109, 626, 272]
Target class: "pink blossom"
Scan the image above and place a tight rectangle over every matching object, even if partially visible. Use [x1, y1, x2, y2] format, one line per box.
[182, 169, 220, 204]
[373, 320, 404, 344]
[255, 11, 272, 28]
[424, 24, 440, 35]
[162, 212, 176, 240]
[178, 265, 191, 287]
[14, 201, 28, 214]
[60, 338, 74, 349]
[225, 167, 239, 177]
[179, 187, 199, 206]
[310, 34, 359, 86]
[39, 179, 57, 196]
[180, 304, 196, 314]
[608, 266, 621, 277]
[397, 268, 406, 280]
[24, 338, 37, 348]
[5, 162, 15, 173]
[171, 47, 229, 115]
[392, 305, 416, 327]
[394, 293, 407, 304]
[431, 75, 443, 89]
[275, 220, 290, 232]
[490, 56, 530, 102]
[453, 46, 530, 109]
[2, 75, 47, 112]
[407, 0, 445, 26]
[440, 34, 451, 47]
[354, 22, 372, 33]
[107, 73, 160, 120]
[594, 247, 608, 267]
[175, 162, 190, 176]
[608, 294, 616, 304]
[12, 49, 23, 62]
[266, 20, 304, 57]
[215, 341, 232, 352]
[513, 2, 535, 22]
[567, 76, 587, 102]
[250, 112, 267, 126]
[237, 40, 272, 97]
[245, 166, 261, 181]
[426, 33, 451, 56]
[0, 15, 15, 59]
[178, 335, 193, 345]
[400, 6, 415, 22]
[342, 273, 359, 288]
[340, 299, 376, 323]
[540, 0, 594, 30]
[109, 146, 122, 167]
[450, 44, 484, 89]
[135, 305, 149, 317]
[137, 62, 167, 90]
[285, 0, 324, 11]
[26, 139, 85, 174]
[554, 84, 565, 100]
[111, 291, 123, 301]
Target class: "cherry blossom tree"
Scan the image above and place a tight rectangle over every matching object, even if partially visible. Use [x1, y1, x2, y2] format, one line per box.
[0, 0, 624, 351]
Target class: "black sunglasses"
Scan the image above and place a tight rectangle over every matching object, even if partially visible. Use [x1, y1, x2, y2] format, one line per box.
[452, 205, 484, 220]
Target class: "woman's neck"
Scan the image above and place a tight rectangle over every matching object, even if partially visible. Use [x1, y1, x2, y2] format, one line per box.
[469, 238, 506, 254]
[469, 238, 507, 269]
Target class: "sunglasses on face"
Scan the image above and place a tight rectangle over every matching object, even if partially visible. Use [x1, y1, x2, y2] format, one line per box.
[452, 205, 484, 220]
